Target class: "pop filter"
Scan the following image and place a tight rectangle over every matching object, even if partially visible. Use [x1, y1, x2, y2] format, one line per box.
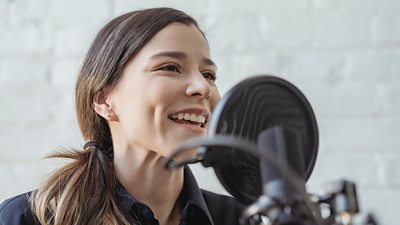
[205, 75, 319, 204]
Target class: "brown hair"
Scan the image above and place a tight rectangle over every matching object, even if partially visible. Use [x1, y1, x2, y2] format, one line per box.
[30, 8, 201, 225]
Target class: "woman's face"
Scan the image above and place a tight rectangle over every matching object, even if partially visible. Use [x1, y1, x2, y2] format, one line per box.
[106, 22, 220, 156]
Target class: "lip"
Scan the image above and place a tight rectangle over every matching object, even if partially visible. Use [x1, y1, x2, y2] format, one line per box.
[168, 107, 210, 132]
[170, 120, 206, 132]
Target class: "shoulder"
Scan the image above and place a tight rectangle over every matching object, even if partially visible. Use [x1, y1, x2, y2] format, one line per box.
[0, 192, 39, 225]
[201, 189, 245, 225]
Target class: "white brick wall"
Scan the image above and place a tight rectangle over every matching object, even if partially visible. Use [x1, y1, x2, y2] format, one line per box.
[1, 0, 399, 224]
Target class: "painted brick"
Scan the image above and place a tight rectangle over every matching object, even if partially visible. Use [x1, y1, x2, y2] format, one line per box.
[262, 0, 312, 13]
[0, 57, 49, 85]
[206, 0, 265, 14]
[210, 51, 280, 95]
[383, 152, 400, 188]
[112, 0, 254, 17]
[0, 24, 52, 56]
[0, 160, 67, 202]
[345, 50, 400, 83]
[318, 118, 400, 151]
[53, 26, 97, 57]
[0, 0, 7, 25]
[0, 60, 5, 81]
[0, 120, 82, 161]
[0, 82, 54, 126]
[302, 83, 388, 117]
[220, 51, 279, 79]
[313, 0, 378, 13]
[385, 82, 400, 115]
[7, 0, 48, 26]
[113, 1, 179, 17]
[49, 58, 80, 87]
[308, 151, 391, 188]
[371, 10, 400, 44]
[278, 51, 346, 84]
[46, 0, 111, 26]
[313, 12, 372, 47]
[257, 12, 314, 49]
[207, 13, 265, 53]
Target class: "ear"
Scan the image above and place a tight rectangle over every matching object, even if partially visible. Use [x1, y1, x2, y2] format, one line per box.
[93, 91, 117, 121]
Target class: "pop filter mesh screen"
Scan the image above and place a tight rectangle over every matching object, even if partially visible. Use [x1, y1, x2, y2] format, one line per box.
[208, 76, 318, 204]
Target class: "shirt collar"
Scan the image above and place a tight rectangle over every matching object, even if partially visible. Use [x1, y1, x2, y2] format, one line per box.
[116, 166, 214, 225]
[180, 166, 214, 225]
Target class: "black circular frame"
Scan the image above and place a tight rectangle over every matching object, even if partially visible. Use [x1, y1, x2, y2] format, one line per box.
[206, 75, 319, 204]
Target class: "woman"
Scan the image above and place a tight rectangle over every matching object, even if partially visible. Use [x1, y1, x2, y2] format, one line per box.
[0, 7, 244, 225]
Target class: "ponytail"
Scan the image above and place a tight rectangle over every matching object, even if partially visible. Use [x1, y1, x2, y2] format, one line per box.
[30, 144, 132, 225]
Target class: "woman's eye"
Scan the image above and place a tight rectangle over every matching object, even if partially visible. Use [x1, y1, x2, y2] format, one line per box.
[202, 72, 217, 81]
[160, 64, 180, 73]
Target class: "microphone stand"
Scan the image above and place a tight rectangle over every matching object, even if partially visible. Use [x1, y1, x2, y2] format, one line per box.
[240, 126, 374, 225]
[241, 126, 320, 225]
[164, 128, 379, 225]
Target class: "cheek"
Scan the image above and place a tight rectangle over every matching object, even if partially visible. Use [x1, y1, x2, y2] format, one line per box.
[210, 88, 221, 111]
[147, 80, 179, 108]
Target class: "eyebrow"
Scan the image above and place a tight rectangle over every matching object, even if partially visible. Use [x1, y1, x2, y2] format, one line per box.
[149, 51, 217, 68]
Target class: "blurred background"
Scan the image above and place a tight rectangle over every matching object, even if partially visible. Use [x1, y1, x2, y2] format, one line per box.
[0, 0, 399, 224]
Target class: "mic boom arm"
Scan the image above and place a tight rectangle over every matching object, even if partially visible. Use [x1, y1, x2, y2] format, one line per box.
[164, 133, 378, 225]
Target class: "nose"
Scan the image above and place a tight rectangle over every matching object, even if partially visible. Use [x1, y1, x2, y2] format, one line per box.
[185, 72, 211, 100]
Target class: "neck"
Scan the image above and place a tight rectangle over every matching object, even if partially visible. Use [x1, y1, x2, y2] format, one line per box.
[113, 145, 184, 225]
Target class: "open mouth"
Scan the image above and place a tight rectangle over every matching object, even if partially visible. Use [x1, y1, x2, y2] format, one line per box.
[168, 112, 208, 128]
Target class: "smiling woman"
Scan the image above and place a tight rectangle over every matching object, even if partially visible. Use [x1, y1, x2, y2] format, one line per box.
[0, 7, 243, 225]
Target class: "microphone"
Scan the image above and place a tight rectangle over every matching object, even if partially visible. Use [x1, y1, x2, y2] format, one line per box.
[165, 75, 375, 225]
[166, 75, 319, 204]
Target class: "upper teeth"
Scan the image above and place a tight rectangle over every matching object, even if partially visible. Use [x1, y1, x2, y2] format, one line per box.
[170, 113, 206, 124]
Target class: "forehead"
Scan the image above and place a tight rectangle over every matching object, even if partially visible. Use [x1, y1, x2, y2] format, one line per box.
[135, 22, 210, 60]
